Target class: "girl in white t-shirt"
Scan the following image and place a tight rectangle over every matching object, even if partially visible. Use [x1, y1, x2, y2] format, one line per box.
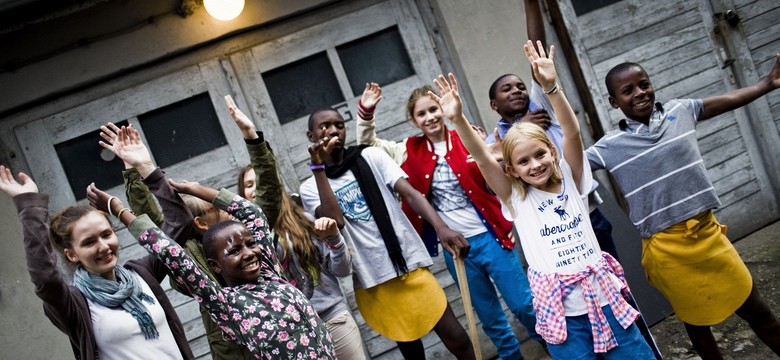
[433, 41, 653, 359]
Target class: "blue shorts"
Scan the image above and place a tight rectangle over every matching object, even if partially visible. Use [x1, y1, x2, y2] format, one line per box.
[547, 305, 655, 360]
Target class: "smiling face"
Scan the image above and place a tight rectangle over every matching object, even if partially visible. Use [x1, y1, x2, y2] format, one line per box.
[207, 222, 263, 287]
[64, 211, 120, 280]
[505, 137, 558, 192]
[412, 96, 446, 142]
[490, 75, 530, 121]
[607, 65, 656, 124]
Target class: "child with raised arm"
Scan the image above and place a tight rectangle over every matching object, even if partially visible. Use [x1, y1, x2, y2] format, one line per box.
[441, 41, 654, 359]
[88, 126, 335, 359]
[589, 55, 780, 358]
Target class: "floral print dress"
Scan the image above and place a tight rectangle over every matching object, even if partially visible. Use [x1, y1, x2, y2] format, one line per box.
[132, 190, 335, 360]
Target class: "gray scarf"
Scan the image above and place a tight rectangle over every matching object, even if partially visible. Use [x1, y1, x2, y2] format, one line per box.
[73, 266, 159, 340]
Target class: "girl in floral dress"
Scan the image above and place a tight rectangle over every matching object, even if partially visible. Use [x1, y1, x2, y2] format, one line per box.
[87, 126, 335, 360]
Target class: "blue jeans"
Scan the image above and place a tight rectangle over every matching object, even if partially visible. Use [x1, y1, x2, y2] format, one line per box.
[547, 305, 655, 360]
[444, 231, 540, 360]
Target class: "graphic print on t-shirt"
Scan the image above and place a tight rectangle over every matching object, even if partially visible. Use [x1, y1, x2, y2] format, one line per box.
[334, 180, 372, 222]
[431, 160, 471, 212]
[535, 195, 597, 270]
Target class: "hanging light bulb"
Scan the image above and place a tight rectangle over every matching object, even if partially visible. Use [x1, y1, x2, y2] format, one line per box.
[203, 0, 245, 21]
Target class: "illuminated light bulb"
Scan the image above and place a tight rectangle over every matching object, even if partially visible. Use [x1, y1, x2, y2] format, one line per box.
[203, 0, 245, 21]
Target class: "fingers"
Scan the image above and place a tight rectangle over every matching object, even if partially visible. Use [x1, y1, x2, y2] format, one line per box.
[448, 73, 459, 93]
[224, 95, 236, 112]
[548, 44, 555, 61]
[536, 40, 546, 59]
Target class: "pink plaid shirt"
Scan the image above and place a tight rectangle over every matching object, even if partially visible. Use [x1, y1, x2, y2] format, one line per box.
[528, 252, 640, 353]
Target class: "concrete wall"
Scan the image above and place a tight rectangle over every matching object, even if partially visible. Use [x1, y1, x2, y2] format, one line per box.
[433, 0, 532, 130]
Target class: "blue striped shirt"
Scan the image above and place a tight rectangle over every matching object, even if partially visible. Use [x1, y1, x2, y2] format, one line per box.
[586, 99, 720, 238]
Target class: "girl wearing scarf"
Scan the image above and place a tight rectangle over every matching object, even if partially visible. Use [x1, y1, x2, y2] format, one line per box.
[0, 165, 193, 360]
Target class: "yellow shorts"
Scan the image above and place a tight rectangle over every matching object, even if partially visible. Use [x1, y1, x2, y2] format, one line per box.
[354, 267, 447, 341]
[641, 211, 752, 325]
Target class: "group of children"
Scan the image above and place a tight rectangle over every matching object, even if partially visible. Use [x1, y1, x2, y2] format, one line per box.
[3, 0, 780, 359]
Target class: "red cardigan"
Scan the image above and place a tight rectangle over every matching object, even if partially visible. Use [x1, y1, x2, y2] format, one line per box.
[400, 129, 515, 255]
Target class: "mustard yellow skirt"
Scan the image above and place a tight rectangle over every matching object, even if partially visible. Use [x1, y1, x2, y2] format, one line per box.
[641, 211, 752, 325]
[354, 268, 446, 341]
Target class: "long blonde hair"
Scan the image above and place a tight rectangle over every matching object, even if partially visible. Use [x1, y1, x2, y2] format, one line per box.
[275, 191, 321, 283]
[502, 122, 562, 200]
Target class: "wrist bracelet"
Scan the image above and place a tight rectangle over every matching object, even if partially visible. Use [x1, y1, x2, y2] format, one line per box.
[107, 196, 118, 217]
[116, 208, 133, 218]
[544, 82, 559, 95]
[309, 163, 326, 171]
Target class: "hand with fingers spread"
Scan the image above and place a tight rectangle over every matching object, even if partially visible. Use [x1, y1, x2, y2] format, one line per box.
[225, 95, 259, 140]
[360, 82, 383, 110]
[523, 40, 558, 92]
[99, 124, 155, 177]
[429, 73, 465, 124]
[0, 165, 38, 197]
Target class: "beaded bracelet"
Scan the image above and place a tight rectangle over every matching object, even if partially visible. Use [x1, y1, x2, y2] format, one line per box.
[309, 163, 326, 171]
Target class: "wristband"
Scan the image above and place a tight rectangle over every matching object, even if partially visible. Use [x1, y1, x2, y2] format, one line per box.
[107, 196, 118, 217]
[309, 163, 326, 172]
[116, 208, 133, 219]
[544, 82, 559, 95]
[357, 99, 375, 120]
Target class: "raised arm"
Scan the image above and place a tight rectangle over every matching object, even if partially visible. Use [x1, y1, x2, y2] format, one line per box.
[355, 82, 408, 164]
[99, 125, 193, 244]
[701, 53, 780, 121]
[306, 137, 345, 227]
[225, 95, 282, 227]
[0, 166, 74, 314]
[524, 41, 584, 190]
[432, 74, 514, 203]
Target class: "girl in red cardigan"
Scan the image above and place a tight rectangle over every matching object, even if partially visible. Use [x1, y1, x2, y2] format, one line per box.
[356, 83, 543, 360]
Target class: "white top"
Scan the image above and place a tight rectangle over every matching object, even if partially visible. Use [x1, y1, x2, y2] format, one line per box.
[300, 147, 433, 289]
[430, 141, 486, 238]
[88, 270, 182, 360]
[502, 157, 620, 315]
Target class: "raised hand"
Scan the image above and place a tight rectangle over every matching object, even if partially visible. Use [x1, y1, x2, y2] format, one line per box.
[360, 82, 383, 110]
[313, 217, 339, 239]
[0, 165, 38, 197]
[523, 40, 557, 91]
[225, 95, 258, 139]
[99, 125, 154, 176]
[307, 136, 339, 165]
[86, 182, 122, 215]
[430, 73, 464, 123]
[471, 124, 487, 141]
[487, 127, 504, 162]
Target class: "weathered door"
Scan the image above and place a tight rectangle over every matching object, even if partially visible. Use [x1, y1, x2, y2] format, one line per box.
[557, 0, 780, 241]
[551, 0, 780, 325]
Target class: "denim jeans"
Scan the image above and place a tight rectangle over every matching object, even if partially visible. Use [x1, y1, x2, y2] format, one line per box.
[444, 231, 540, 360]
[547, 305, 655, 360]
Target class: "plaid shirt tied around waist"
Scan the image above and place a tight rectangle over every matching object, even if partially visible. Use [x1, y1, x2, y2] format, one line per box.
[528, 252, 640, 353]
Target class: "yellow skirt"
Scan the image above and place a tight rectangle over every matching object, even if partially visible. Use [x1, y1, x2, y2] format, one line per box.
[354, 268, 447, 341]
[641, 211, 752, 325]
